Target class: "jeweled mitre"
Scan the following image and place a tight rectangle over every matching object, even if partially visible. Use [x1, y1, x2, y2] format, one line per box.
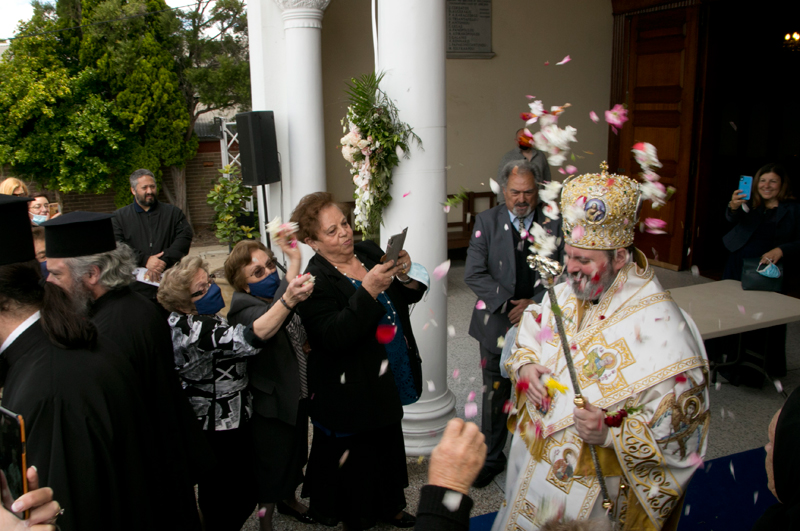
[561, 162, 642, 250]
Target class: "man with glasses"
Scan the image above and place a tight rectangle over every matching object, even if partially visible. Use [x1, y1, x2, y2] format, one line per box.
[41, 211, 208, 530]
[464, 160, 563, 488]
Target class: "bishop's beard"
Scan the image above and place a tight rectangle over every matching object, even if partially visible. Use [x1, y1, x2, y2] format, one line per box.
[568, 266, 617, 302]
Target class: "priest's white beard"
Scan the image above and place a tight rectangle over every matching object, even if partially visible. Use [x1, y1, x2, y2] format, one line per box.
[568, 264, 616, 301]
[71, 279, 95, 317]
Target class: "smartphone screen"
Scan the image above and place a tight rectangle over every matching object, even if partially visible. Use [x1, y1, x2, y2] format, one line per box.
[0, 407, 27, 513]
[739, 176, 753, 201]
[49, 203, 59, 218]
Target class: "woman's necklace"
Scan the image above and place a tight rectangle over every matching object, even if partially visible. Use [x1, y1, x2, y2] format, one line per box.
[334, 255, 398, 327]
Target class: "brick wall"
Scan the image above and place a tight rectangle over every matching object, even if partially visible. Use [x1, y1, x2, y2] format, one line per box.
[61, 190, 117, 213]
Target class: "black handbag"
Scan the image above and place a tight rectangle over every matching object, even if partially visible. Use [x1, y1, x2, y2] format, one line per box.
[741, 257, 784, 292]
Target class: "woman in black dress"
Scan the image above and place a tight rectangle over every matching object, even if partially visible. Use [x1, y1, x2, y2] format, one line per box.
[225, 234, 315, 531]
[291, 192, 426, 530]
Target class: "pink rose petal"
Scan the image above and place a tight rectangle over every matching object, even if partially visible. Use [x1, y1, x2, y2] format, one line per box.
[475, 230, 481, 238]
[433, 260, 451, 281]
[465, 402, 478, 418]
[476, 300, 486, 310]
[403, 191, 411, 198]
[589, 111, 599, 123]
[544, 61, 550, 66]
[556, 55, 571, 65]
[572, 225, 585, 241]
[467, 391, 476, 402]
[565, 165, 577, 175]
[443, 205, 451, 213]
[535, 327, 554, 342]
[453, 369, 460, 379]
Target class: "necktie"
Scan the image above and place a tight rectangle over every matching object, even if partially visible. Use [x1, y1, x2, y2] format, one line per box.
[518, 217, 526, 237]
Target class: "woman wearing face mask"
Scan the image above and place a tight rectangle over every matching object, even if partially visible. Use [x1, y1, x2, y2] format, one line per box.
[157, 255, 314, 530]
[224, 234, 315, 531]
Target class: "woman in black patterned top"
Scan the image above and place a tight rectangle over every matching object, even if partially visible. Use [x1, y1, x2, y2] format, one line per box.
[158, 255, 314, 530]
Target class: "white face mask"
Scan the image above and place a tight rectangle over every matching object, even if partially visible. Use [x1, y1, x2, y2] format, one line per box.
[31, 214, 48, 225]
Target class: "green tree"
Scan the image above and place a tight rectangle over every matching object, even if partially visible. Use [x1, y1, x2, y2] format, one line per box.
[0, 0, 250, 221]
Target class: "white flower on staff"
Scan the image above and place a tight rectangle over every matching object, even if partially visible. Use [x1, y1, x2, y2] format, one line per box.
[528, 222, 558, 258]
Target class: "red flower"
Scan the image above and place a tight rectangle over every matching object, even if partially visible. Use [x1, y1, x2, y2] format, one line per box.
[676, 374, 687, 383]
[602, 408, 628, 428]
[535, 314, 543, 324]
[375, 324, 397, 344]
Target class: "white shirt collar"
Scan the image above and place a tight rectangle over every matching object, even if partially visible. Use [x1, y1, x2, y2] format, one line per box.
[0, 311, 41, 355]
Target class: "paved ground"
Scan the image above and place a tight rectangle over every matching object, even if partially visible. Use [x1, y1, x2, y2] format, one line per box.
[186, 245, 796, 530]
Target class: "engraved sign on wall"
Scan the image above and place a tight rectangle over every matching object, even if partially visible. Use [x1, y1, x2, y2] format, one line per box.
[447, 0, 494, 59]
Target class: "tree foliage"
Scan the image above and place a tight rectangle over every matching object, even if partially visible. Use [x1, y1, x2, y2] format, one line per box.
[0, 0, 250, 214]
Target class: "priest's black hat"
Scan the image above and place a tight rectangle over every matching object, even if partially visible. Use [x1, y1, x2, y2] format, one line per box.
[41, 212, 116, 258]
[0, 195, 35, 266]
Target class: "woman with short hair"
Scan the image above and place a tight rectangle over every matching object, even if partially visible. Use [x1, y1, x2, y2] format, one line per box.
[291, 192, 426, 530]
[224, 235, 314, 530]
[157, 255, 314, 530]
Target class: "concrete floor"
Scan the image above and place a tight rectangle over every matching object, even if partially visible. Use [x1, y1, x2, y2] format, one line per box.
[188, 246, 795, 530]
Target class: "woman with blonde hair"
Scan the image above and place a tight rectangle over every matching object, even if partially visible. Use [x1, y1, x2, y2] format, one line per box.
[157, 255, 314, 530]
[0, 177, 29, 196]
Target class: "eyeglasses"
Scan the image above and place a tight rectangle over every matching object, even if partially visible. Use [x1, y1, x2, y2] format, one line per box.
[29, 202, 49, 212]
[190, 274, 216, 298]
[248, 261, 275, 280]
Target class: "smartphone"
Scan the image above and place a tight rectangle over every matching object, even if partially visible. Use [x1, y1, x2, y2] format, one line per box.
[48, 203, 59, 218]
[739, 175, 753, 201]
[0, 407, 27, 518]
[382, 228, 408, 266]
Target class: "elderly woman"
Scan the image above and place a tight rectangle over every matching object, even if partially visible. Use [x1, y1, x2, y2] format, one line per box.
[290, 192, 426, 530]
[157, 256, 313, 530]
[224, 235, 314, 531]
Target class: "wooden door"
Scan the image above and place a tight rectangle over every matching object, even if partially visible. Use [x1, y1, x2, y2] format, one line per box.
[610, 6, 702, 269]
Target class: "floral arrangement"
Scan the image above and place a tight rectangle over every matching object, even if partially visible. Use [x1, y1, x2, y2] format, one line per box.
[339, 72, 421, 241]
[266, 216, 298, 248]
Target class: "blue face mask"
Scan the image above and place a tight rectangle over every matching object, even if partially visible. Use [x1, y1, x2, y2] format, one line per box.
[248, 271, 280, 299]
[758, 262, 782, 279]
[194, 283, 225, 315]
[31, 214, 48, 225]
[39, 261, 49, 279]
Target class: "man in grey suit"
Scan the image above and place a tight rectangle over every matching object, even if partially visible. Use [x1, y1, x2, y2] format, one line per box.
[464, 160, 563, 487]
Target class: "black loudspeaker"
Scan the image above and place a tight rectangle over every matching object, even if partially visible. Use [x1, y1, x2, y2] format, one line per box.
[236, 111, 281, 186]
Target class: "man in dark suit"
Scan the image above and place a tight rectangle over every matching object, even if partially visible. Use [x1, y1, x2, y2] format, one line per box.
[464, 160, 563, 487]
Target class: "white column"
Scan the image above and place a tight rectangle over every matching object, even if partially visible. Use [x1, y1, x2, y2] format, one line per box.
[377, 0, 454, 455]
[275, 0, 330, 209]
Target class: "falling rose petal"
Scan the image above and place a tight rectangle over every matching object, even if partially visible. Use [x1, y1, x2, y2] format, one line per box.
[423, 322, 430, 331]
[340, 373, 346, 384]
[691, 265, 699, 277]
[427, 380, 436, 392]
[504, 223, 509, 231]
[476, 300, 487, 310]
[447, 325, 456, 337]
[442, 491, 463, 512]
[774, 379, 784, 393]
[403, 191, 411, 198]
[644, 218, 667, 234]
[544, 61, 550, 66]
[648, 484, 659, 499]
[490, 178, 501, 195]
[258, 507, 267, 518]
[589, 111, 599, 123]
[730, 461, 736, 481]
[754, 491, 759, 505]
[556, 55, 571, 65]
[376, 324, 397, 344]
[497, 336, 506, 348]
[738, 305, 746, 315]
[685, 505, 691, 516]
[558, 167, 566, 175]
[339, 449, 349, 467]
[525, 94, 535, 99]
[516, 380, 530, 393]
[535, 327, 554, 343]
[433, 260, 451, 281]
[467, 391, 476, 402]
[676, 373, 687, 383]
[565, 165, 577, 175]
[715, 381, 722, 390]
[753, 312, 764, 320]
[475, 230, 482, 238]
[689, 452, 704, 469]
[503, 400, 513, 413]
[465, 402, 478, 418]
[379, 359, 389, 376]
[572, 225, 586, 242]
[443, 205, 451, 213]
[480, 357, 487, 369]
[687, 247, 692, 256]
[453, 368, 460, 379]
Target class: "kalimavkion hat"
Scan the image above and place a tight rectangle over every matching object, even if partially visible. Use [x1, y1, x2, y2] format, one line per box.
[41, 212, 116, 258]
[0, 195, 35, 266]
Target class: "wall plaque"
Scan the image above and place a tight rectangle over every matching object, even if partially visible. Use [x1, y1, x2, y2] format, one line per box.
[447, 0, 494, 59]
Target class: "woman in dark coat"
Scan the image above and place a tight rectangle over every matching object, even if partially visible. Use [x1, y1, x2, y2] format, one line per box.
[291, 192, 426, 530]
[224, 235, 315, 531]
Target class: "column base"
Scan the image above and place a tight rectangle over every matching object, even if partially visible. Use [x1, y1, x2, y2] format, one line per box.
[401, 389, 457, 456]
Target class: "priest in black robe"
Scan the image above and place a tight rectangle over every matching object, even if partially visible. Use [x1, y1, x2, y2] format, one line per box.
[41, 212, 210, 530]
[0, 197, 164, 531]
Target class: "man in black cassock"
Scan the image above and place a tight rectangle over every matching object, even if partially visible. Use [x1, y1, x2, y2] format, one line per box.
[0, 197, 163, 531]
[42, 212, 210, 530]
